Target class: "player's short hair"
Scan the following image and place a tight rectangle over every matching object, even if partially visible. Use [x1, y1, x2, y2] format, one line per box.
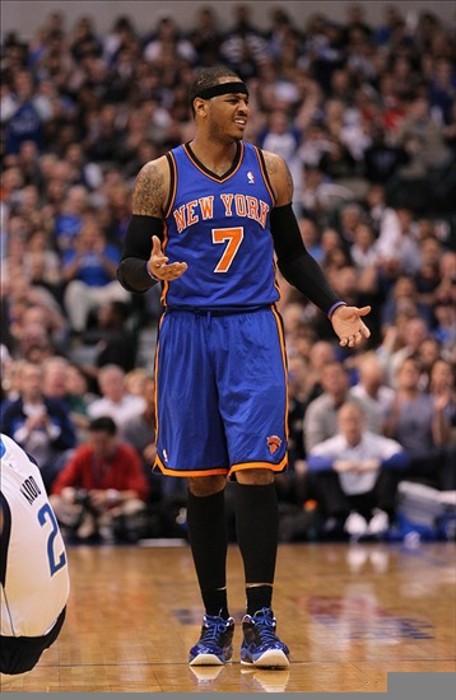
[188, 65, 243, 116]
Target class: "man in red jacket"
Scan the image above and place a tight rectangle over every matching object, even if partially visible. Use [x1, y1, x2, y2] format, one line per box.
[50, 416, 149, 542]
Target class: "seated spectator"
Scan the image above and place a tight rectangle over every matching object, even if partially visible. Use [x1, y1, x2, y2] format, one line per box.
[120, 375, 156, 481]
[429, 355, 456, 431]
[303, 359, 377, 454]
[301, 340, 338, 406]
[50, 416, 149, 543]
[79, 299, 138, 374]
[275, 353, 310, 509]
[87, 364, 145, 431]
[363, 123, 409, 184]
[62, 218, 130, 335]
[379, 316, 430, 387]
[349, 351, 396, 434]
[1, 69, 52, 155]
[0, 361, 77, 489]
[64, 362, 94, 441]
[432, 301, 456, 359]
[124, 368, 149, 398]
[23, 229, 63, 305]
[379, 274, 429, 335]
[41, 356, 91, 441]
[384, 355, 455, 491]
[308, 401, 409, 539]
[375, 207, 421, 276]
[53, 185, 90, 254]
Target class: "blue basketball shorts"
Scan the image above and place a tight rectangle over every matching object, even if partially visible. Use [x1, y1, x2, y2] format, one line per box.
[154, 306, 289, 477]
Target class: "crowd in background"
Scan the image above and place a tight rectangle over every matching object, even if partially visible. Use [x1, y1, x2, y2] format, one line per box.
[1, 3, 455, 543]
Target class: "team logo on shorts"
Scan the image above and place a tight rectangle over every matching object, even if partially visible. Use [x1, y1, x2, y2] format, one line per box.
[267, 435, 282, 454]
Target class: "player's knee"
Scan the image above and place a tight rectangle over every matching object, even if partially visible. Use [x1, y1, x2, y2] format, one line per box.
[236, 468, 275, 486]
[187, 475, 226, 497]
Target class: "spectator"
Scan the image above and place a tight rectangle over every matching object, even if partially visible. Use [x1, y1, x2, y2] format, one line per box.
[50, 416, 149, 542]
[0, 361, 77, 489]
[62, 217, 130, 335]
[63, 362, 93, 441]
[53, 185, 90, 254]
[1, 69, 53, 154]
[363, 123, 409, 184]
[308, 400, 408, 539]
[375, 206, 422, 276]
[78, 299, 138, 376]
[378, 316, 430, 387]
[41, 355, 91, 440]
[188, 6, 223, 67]
[303, 359, 373, 454]
[143, 15, 197, 66]
[219, 3, 270, 79]
[349, 351, 396, 434]
[394, 95, 452, 179]
[120, 375, 156, 477]
[384, 355, 455, 491]
[87, 364, 145, 431]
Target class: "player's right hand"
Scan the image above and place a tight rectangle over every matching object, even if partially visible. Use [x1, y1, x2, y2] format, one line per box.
[147, 235, 188, 281]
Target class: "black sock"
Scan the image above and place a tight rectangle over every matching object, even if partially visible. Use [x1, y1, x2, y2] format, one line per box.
[186, 489, 229, 618]
[233, 482, 279, 613]
[246, 584, 273, 616]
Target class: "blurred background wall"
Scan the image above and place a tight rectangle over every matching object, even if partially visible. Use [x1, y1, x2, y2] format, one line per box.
[2, 0, 455, 40]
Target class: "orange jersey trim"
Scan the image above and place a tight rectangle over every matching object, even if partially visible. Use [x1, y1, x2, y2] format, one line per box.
[159, 220, 170, 306]
[154, 454, 287, 478]
[153, 312, 167, 446]
[254, 146, 276, 206]
[154, 454, 228, 478]
[270, 304, 289, 441]
[229, 454, 288, 475]
[164, 152, 178, 219]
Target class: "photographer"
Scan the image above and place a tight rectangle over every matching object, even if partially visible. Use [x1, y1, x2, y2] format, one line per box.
[49, 416, 149, 542]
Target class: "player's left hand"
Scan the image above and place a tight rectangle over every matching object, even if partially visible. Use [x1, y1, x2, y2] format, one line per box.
[330, 304, 371, 347]
[148, 235, 188, 281]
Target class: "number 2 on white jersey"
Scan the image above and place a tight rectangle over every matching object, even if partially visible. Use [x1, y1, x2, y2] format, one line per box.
[38, 503, 67, 576]
[212, 227, 244, 273]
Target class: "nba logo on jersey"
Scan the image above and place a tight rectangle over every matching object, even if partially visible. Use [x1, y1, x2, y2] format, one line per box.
[247, 171, 255, 184]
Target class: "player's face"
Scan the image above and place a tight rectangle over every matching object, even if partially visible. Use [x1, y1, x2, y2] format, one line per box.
[208, 92, 250, 141]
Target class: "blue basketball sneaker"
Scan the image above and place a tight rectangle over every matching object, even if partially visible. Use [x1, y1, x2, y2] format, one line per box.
[189, 614, 235, 666]
[240, 608, 290, 668]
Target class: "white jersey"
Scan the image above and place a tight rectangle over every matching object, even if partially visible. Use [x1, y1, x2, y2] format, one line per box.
[0, 434, 70, 637]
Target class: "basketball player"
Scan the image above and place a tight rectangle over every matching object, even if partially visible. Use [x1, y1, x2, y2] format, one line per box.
[117, 65, 371, 668]
[0, 434, 70, 675]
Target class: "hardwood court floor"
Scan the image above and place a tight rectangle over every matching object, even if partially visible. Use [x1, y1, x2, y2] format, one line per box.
[1, 541, 455, 693]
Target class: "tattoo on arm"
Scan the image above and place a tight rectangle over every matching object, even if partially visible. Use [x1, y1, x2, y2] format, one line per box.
[132, 162, 165, 217]
[263, 152, 293, 204]
[282, 161, 294, 201]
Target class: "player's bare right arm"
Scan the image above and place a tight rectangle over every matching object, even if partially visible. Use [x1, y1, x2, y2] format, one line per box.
[117, 157, 187, 292]
[132, 157, 169, 217]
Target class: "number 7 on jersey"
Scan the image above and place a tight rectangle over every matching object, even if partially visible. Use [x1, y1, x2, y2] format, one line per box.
[212, 227, 244, 273]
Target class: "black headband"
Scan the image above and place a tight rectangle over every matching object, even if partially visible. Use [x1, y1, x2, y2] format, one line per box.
[194, 82, 249, 100]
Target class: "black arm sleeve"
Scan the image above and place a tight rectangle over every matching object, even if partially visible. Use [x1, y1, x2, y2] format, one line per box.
[270, 204, 341, 315]
[116, 214, 164, 293]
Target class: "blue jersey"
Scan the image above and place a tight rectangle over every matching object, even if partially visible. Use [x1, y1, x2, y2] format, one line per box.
[162, 141, 279, 309]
